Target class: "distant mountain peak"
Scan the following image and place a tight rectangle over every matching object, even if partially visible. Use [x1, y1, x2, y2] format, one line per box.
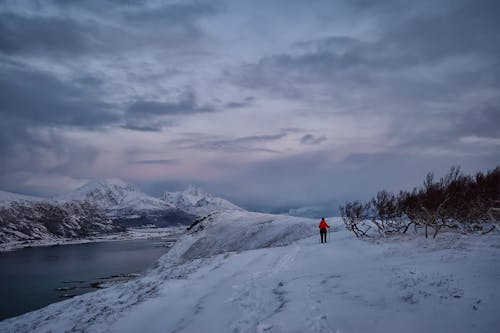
[183, 185, 211, 198]
[97, 178, 129, 187]
[55, 178, 168, 213]
[78, 178, 134, 192]
[57, 179, 132, 204]
[162, 186, 243, 216]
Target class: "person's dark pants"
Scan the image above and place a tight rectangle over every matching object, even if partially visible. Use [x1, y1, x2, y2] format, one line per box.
[320, 228, 327, 243]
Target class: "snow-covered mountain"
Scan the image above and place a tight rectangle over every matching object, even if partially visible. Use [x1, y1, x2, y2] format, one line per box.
[55, 179, 166, 212]
[3, 211, 499, 332]
[56, 179, 196, 227]
[0, 181, 240, 246]
[1, 181, 237, 232]
[161, 186, 243, 216]
[0, 195, 122, 243]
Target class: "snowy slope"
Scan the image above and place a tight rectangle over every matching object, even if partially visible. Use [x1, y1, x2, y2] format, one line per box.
[2, 212, 499, 333]
[162, 186, 243, 216]
[56, 179, 195, 227]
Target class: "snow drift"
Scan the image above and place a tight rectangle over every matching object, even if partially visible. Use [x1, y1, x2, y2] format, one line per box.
[166, 210, 316, 262]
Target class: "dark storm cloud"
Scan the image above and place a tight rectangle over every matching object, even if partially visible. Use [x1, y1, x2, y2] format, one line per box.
[121, 123, 163, 132]
[0, 59, 115, 189]
[123, 90, 216, 132]
[235, 50, 364, 95]
[235, 0, 500, 88]
[224, 96, 255, 109]
[454, 105, 500, 138]
[0, 63, 118, 127]
[292, 36, 360, 54]
[53, 88, 219, 134]
[124, 2, 218, 26]
[380, 1, 500, 62]
[118, 1, 220, 49]
[1, 0, 499, 209]
[224, 102, 248, 109]
[171, 133, 286, 153]
[128, 159, 178, 165]
[0, 13, 91, 56]
[52, 0, 218, 18]
[300, 134, 327, 145]
[231, 0, 500, 156]
[0, 0, 222, 194]
[127, 91, 215, 117]
[0, 0, 220, 57]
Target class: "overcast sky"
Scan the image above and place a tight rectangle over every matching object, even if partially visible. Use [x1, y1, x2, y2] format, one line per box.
[1, 0, 499, 214]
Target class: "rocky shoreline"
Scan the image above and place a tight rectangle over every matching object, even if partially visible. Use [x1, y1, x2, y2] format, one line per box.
[0, 226, 185, 252]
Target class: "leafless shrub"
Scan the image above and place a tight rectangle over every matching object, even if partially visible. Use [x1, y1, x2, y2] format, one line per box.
[339, 201, 370, 237]
[340, 166, 500, 238]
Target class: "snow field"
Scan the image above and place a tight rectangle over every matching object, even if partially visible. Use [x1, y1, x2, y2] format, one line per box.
[1, 212, 499, 333]
[111, 222, 500, 333]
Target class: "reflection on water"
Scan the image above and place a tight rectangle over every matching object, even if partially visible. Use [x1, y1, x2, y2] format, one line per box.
[0, 239, 170, 320]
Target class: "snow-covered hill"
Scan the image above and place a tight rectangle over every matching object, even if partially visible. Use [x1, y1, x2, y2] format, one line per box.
[56, 179, 196, 227]
[2, 211, 499, 333]
[0, 199, 123, 244]
[162, 186, 243, 216]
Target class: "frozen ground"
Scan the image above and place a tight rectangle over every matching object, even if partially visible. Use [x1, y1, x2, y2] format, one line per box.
[1, 211, 499, 333]
[0, 226, 185, 252]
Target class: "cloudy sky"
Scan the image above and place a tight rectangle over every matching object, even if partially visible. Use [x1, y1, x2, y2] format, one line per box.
[1, 0, 499, 214]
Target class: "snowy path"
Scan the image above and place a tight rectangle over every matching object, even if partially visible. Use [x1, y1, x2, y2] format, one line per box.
[110, 231, 500, 333]
[1, 212, 500, 333]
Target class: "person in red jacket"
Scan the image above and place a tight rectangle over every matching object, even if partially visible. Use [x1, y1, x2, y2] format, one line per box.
[319, 217, 330, 243]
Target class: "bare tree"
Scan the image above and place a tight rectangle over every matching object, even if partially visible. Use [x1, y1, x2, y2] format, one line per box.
[340, 201, 370, 237]
[340, 165, 500, 238]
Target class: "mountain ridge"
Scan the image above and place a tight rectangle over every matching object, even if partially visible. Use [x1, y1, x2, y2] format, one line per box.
[162, 185, 244, 216]
[55, 179, 196, 228]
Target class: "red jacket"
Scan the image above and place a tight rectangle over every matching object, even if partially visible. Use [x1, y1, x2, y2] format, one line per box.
[318, 220, 330, 229]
